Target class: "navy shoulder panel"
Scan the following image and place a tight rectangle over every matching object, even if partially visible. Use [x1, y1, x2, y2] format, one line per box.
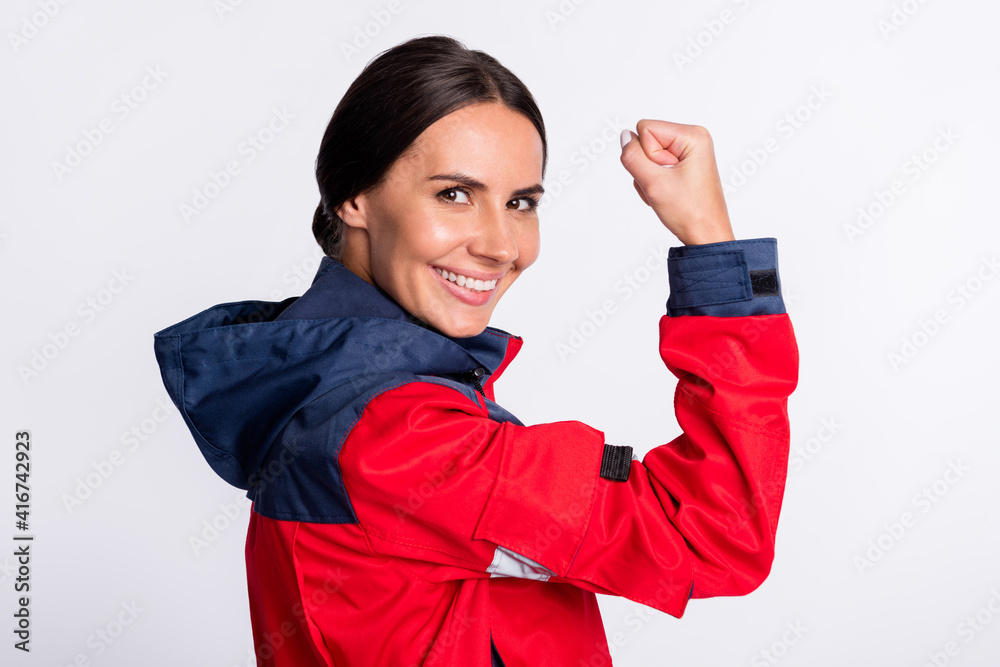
[248, 374, 524, 524]
[416, 375, 525, 427]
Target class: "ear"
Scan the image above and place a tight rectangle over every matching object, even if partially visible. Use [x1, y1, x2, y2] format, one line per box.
[336, 193, 372, 231]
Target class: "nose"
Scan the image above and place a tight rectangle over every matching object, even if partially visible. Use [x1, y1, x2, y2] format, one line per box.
[468, 205, 519, 265]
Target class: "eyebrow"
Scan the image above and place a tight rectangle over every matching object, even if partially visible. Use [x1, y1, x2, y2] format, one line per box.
[428, 172, 545, 198]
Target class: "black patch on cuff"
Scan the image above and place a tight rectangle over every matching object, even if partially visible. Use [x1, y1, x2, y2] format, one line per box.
[600, 444, 633, 482]
[750, 269, 779, 297]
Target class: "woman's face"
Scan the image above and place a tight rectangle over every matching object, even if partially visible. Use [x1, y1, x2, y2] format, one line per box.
[339, 102, 544, 338]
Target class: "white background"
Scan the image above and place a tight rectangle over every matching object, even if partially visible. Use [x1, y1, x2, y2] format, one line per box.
[3, 0, 999, 665]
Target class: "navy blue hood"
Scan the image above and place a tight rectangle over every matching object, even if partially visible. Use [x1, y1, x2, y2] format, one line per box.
[153, 257, 521, 505]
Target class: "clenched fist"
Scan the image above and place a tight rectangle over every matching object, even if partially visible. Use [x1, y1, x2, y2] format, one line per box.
[620, 120, 736, 246]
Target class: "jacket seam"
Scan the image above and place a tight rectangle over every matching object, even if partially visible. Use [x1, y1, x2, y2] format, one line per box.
[675, 385, 791, 439]
[361, 525, 493, 573]
[352, 521, 445, 586]
[290, 521, 338, 664]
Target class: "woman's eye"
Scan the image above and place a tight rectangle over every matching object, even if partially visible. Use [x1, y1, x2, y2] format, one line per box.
[507, 197, 537, 211]
[441, 188, 471, 204]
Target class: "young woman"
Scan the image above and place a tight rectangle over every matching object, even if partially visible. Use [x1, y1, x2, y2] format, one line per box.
[154, 35, 798, 666]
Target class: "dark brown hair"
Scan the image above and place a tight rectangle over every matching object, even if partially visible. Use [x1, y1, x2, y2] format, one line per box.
[312, 35, 548, 259]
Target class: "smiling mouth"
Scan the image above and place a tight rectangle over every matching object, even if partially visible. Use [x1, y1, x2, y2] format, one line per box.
[432, 267, 499, 292]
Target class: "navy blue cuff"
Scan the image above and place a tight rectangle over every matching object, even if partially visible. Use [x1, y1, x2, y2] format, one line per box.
[665, 237, 786, 317]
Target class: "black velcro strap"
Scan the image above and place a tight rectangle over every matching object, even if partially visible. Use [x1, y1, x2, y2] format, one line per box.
[749, 269, 779, 297]
[600, 444, 633, 482]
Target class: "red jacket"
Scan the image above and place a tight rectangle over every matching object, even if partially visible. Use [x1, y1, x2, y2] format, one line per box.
[153, 238, 799, 666]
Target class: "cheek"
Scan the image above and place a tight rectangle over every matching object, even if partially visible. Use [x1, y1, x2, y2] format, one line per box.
[391, 203, 457, 257]
[516, 224, 541, 268]
[372, 209, 432, 271]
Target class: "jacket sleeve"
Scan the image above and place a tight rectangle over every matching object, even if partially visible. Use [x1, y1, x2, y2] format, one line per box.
[337, 237, 798, 617]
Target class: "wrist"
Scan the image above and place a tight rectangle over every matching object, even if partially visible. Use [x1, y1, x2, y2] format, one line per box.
[678, 229, 736, 246]
[673, 214, 735, 246]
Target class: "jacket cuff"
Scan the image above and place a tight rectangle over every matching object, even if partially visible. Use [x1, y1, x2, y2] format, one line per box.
[665, 237, 786, 317]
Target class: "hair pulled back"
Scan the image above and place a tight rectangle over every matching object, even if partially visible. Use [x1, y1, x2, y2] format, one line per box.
[312, 35, 548, 260]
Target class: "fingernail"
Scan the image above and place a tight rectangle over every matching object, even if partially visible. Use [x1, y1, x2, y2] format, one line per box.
[620, 129, 632, 149]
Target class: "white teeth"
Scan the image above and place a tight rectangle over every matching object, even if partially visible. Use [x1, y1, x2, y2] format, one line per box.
[435, 267, 497, 292]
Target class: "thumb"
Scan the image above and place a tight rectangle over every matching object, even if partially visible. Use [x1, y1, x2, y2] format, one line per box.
[619, 129, 674, 205]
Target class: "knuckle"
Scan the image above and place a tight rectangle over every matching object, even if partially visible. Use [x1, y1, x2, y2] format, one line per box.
[642, 179, 668, 203]
[691, 124, 712, 140]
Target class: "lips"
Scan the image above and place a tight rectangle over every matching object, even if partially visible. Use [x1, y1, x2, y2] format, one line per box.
[429, 265, 496, 306]
[432, 266, 498, 292]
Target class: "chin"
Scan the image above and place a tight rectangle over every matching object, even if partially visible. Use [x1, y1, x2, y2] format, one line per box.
[443, 324, 488, 339]
[435, 316, 490, 339]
